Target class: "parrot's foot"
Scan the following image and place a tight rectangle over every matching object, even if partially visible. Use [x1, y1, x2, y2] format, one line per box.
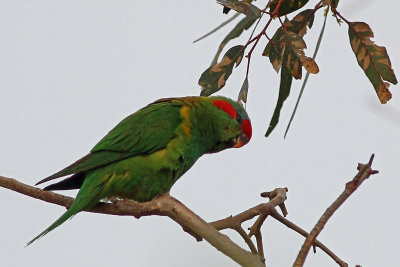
[105, 196, 121, 204]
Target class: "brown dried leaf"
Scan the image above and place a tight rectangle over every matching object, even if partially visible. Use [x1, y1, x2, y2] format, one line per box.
[301, 57, 319, 74]
[348, 21, 398, 103]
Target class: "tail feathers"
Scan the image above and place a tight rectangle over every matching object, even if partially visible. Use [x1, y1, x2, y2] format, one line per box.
[27, 172, 113, 246]
[43, 173, 86, 191]
[26, 209, 76, 247]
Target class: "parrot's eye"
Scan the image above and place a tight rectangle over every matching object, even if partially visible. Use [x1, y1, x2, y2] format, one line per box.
[236, 113, 242, 124]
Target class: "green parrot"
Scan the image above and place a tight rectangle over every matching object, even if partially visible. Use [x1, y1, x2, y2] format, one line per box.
[27, 96, 252, 246]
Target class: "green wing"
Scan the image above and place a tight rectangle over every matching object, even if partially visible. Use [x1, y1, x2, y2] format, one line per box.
[36, 99, 184, 185]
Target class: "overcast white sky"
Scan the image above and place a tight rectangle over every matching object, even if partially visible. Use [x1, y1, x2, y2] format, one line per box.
[1, 1, 399, 266]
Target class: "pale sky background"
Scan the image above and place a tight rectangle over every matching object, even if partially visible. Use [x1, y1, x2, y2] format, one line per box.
[1, 1, 399, 266]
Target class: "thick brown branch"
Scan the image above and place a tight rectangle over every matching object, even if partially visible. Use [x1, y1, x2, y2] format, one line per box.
[293, 154, 378, 267]
[0, 175, 263, 267]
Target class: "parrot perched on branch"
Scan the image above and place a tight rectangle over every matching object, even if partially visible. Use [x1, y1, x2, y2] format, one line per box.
[27, 96, 252, 246]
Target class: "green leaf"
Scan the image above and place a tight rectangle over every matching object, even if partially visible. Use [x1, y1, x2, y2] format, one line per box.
[284, 32, 305, 79]
[263, 30, 319, 79]
[199, 45, 245, 96]
[238, 76, 249, 104]
[193, 13, 240, 44]
[263, 9, 319, 138]
[284, 32, 319, 79]
[211, 16, 257, 65]
[263, 27, 285, 72]
[263, 9, 317, 74]
[348, 22, 398, 103]
[217, 0, 261, 19]
[269, 0, 310, 16]
[266, 64, 293, 137]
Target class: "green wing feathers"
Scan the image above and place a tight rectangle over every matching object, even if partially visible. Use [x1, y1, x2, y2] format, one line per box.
[36, 100, 184, 186]
[91, 99, 183, 153]
[29, 98, 187, 245]
[36, 151, 127, 185]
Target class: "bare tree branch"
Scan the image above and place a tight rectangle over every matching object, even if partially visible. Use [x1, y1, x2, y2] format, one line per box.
[210, 188, 349, 266]
[0, 175, 263, 267]
[293, 154, 379, 267]
[209, 188, 287, 261]
[2, 151, 372, 267]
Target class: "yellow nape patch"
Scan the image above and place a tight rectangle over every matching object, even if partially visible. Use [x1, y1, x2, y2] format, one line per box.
[180, 106, 191, 136]
[154, 148, 167, 158]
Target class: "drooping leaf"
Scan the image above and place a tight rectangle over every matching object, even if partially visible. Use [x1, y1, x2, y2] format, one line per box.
[263, 9, 319, 138]
[266, 64, 293, 137]
[283, 33, 305, 79]
[269, 0, 310, 16]
[217, 0, 261, 19]
[211, 16, 257, 65]
[199, 45, 245, 96]
[264, 31, 318, 79]
[193, 13, 240, 44]
[262, 27, 285, 72]
[348, 22, 398, 103]
[238, 76, 249, 104]
[265, 30, 317, 136]
[263, 9, 317, 76]
[285, 32, 319, 79]
[285, 12, 328, 139]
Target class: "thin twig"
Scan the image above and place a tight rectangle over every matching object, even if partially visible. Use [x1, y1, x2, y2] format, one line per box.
[255, 231, 266, 264]
[293, 154, 378, 267]
[210, 188, 288, 231]
[235, 225, 258, 253]
[270, 210, 348, 267]
[209, 188, 287, 257]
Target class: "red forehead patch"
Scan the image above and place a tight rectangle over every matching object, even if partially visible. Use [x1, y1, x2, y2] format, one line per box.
[213, 100, 237, 119]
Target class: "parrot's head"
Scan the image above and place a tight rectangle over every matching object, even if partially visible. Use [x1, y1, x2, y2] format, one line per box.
[207, 96, 252, 153]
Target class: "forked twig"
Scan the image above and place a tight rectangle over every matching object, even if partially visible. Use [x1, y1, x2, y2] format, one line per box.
[293, 154, 378, 267]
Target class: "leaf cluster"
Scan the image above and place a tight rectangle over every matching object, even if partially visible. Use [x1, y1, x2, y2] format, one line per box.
[197, 0, 397, 137]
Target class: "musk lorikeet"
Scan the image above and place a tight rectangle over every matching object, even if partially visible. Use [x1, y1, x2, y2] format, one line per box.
[27, 96, 252, 246]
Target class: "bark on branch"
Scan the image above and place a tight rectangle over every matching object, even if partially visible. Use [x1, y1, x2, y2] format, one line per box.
[2, 152, 375, 267]
[0, 175, 263, 267]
